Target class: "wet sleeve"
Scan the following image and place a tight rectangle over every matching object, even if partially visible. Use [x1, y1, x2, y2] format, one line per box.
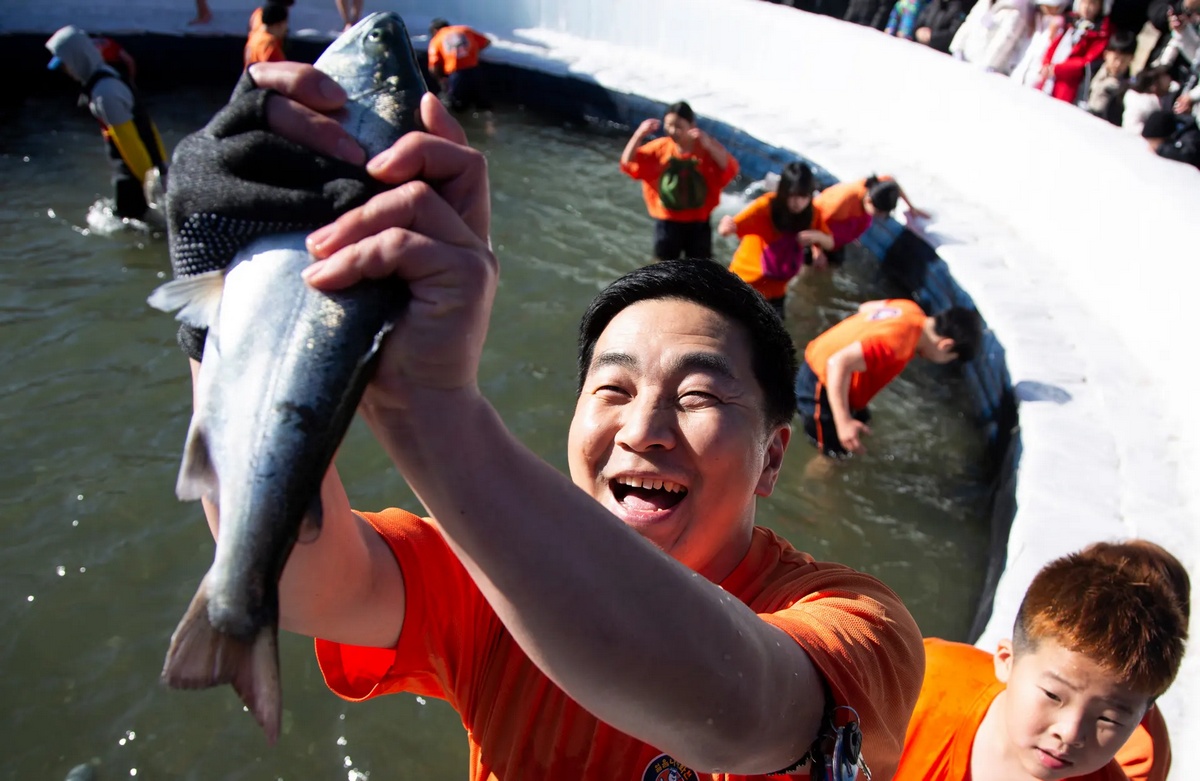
[761, 566, 925, 781]
[315, 509, 488, 703]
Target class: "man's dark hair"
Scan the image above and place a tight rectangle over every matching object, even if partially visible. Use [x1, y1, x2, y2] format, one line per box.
[665, 101, 696, 124]
[770, 161, 816, 234]
[577, 260, 799, 428]
[865, 178, 900, 214]
[430, 17, 450, 35]
[261, 2, 289, 26]
[932, 306, 984, 362]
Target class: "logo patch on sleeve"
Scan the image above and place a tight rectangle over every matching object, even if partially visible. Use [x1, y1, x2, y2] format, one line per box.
[642, 753, 698, 781]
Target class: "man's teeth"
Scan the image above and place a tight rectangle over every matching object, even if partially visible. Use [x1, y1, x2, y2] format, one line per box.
[616, 477, 685, 493]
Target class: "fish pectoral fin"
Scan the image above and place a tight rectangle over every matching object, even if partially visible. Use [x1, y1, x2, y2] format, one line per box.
[146, 269, 225, 329]
[297, 495, 324, 544]
[161, 578, 283, 745]
[176, 427, 217, 503]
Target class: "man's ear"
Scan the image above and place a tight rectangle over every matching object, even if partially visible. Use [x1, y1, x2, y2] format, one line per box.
[755, 425, 791, 497]
[939, 336, 957, 356]
[994, 638, 1016, 684]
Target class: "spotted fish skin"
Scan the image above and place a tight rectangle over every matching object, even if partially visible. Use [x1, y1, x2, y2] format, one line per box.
[147, 13, 426, 744]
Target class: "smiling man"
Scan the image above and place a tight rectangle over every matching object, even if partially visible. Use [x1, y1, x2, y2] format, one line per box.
[179, 62, 924, 780]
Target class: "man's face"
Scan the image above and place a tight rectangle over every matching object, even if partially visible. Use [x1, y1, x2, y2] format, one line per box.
[1078, 0, 1103, 21]
[995, 638, 1150, 780]
[1103, 50, 1132, 74]
[568, 299, 789, 579]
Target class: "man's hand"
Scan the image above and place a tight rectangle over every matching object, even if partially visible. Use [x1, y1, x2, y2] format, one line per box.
[916, 27, 932, 44]
[303, 93, 495, 405]
[717, 214, 737, 236]
[835, 418, 871, 455]
[636, 118, 661, 138]
[1175, 92, 1195, 114]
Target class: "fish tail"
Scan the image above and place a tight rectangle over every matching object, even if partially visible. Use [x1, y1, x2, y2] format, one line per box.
[162, 580, 282, 744]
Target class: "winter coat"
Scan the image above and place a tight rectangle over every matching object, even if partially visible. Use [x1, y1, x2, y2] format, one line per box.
[950, 0, 1035, 74]
[914, 0, 969, 51]
[1040, 14, 1111, 103]
[845, 0, 894, 29]
[1153, 115, 1200, 168]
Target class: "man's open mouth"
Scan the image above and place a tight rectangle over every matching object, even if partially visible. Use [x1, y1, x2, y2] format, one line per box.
[611, 476, 688, 512]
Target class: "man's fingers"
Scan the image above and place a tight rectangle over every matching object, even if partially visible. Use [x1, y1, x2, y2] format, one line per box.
[306, 181, 486, 278]
[419, 92, 469, 147]
[265, 95, 366, 165]
[249, 62, 348, 111]
[366, 134, 490, 242]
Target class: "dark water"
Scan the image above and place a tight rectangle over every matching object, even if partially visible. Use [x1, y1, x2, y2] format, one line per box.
[0, 86, 991, 779]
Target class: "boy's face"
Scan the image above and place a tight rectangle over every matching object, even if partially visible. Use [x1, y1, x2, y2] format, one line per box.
[1103, 50, 1132, 74]
[995, 638, 1151, 779]
[568, 298, 788, 580]
[1078, 0, 1102, 21]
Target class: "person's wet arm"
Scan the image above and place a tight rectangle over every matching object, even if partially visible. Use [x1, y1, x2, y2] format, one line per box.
[825, 342, 870, 454]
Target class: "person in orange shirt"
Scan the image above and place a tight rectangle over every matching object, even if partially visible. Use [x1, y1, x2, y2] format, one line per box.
[243, 3, 289, 70]
[170, 61, 926, 779]
[798, 299, 982, 457]
[248, 0, 293, 34]
[718, 161, 835, 319]
[895, 540, 1188, 781]
[428, 18, 492, 112]
[812, 174, 929, 266]
[621, 101, 739, 262]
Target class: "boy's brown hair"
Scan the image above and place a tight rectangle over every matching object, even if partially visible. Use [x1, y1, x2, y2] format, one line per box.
[1013, 541, 1189, 699]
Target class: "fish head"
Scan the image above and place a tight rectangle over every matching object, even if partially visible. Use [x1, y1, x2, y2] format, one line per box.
[314, 12, 428, 158]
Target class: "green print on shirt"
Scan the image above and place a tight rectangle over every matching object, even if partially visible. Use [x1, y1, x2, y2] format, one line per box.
[657, 157, 708, 212]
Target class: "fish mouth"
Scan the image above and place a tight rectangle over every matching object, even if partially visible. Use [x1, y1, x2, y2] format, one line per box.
[609, 475, 688, 514]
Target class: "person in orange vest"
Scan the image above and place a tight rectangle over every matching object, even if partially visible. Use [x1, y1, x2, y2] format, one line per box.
[797, 299, 981, 457]
[620, 101, 739, 262]
[428, 18, 492, 112]
[244, 3, 289, 70]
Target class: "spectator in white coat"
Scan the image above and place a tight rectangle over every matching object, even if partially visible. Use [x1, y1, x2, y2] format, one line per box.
[950, 0, 1036, 73]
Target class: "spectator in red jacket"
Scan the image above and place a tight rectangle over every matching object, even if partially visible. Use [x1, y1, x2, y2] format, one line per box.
[1037, 0, 1112, 103]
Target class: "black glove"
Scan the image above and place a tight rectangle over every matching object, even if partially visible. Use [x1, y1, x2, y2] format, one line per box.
[166, 72, 381, 359]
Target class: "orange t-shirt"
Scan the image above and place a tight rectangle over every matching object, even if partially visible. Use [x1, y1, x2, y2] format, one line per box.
[428, 25, 491, 75]
[248, 6, 262, 31]
[316, 510, 924, 781]
[727, 193, 832, 301]
[621, 136, 739, 223]
[897, 640, 1134, 781]
[1115, 706, 1171, 781]
[803, 299, 927, 411]
[812, 176, 892, 249]
[244, 27, 285, 69]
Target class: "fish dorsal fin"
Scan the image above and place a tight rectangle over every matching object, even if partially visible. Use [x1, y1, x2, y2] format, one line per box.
[147, 270, 225, 329]
[176, 425, 217, 503]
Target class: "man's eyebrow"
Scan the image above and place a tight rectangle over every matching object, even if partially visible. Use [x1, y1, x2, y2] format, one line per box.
[589, 350, 739, 381]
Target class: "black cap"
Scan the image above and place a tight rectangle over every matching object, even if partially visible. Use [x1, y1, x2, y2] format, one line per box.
[1142, 110, 1177, 139]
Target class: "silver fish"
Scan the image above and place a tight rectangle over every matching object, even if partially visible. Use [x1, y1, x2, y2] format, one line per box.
[146, 12, 426, 743]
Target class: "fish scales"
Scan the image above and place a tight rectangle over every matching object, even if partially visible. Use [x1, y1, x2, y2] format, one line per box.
[148, 12, 426, 744]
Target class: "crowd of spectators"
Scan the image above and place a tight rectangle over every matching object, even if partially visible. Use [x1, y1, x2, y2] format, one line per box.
[764, 0, 1200, 169]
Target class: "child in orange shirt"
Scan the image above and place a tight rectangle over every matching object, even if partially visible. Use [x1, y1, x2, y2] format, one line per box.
[243, 3, 288, 70]
[428, 18, 492, 112]
[812, 175, 928, 266]
[620, 101, 739, 262]
[797, 299, 982, 457]
[895, 540, 1189, 781]
[718, 161, 834, 319]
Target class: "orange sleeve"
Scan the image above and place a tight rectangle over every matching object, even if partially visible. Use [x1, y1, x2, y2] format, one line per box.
[761, 566, 924, 781]
[315, 509, 490, 703]
[733, 194, 774, 238]
[470, 29, 491, 51]
[620, 137, 666, 182]
[428, 30, 444, 72]
[1116, 707, 1171, 781]
[810, 204, 832, 237]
